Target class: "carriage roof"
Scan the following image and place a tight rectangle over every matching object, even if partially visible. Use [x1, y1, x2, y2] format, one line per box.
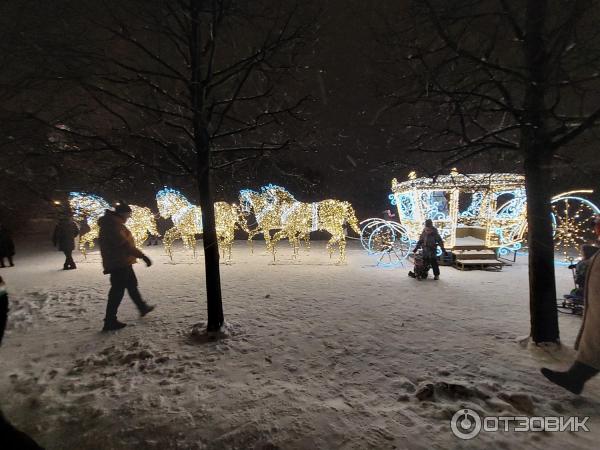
[391, 173, 525, 193]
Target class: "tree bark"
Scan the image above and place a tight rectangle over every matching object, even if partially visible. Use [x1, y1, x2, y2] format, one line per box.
[521, 0, 558, 343]
[524, 156, 559, 343]
[191, 0, 224, 332]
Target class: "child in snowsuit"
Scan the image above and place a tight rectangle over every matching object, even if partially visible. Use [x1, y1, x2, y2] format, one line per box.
[413, 219, 446, 280]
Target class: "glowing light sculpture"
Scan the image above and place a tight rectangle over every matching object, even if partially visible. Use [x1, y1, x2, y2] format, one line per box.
[551, 191, 600, 263]
[390, 172, 528, 254]
[239, 184, 361, 263]
[360, 218, 413, 267]
[239, 184, 297, 253]
[156, 188, 248, 262]
[390, 174, 600, 263]
[68, 193, 159, 254]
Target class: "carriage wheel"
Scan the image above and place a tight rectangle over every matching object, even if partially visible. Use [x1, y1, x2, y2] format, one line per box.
[360, 218, 412, 267]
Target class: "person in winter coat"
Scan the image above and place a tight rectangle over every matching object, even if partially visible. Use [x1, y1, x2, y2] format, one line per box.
[594, 215, 600, 243]
[0, 223, 15, 268]
[569, 244, 599, 297]
[413, 219, 446, 280]
[541, 249, 600, 394]
[0, 276, 45, 449]
[0, 277, 7, 345]
[98, 204, 155, 331]
[53, 215, 80, 270]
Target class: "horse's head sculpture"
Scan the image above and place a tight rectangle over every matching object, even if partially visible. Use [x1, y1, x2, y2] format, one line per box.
[156, 188, 190, 219]
[69, 192, 111, 225]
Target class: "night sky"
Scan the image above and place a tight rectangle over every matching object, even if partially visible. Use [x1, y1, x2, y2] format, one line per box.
[1, 0, 599, 229]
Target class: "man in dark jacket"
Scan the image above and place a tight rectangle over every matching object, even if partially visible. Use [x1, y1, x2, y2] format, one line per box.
[0, 223, 15, 268]
[53, 215, 80, 270]
[413, 219, 446, 280]
[98, 204, 155, 331]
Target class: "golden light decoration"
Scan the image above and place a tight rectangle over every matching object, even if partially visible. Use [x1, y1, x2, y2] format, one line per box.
[551, 191, 600, 263]
[69, 193, 158, 254]
[390, 174, 600, 262]
[156, 188, 248, 262]
[239, 185, 360, 263]
[390, 173, 528, 255]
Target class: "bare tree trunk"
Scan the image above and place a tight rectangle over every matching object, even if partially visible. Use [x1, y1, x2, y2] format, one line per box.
[522, 0, 559, 343]
[524, 155, 559, 343]
[191, 0, 224, 332]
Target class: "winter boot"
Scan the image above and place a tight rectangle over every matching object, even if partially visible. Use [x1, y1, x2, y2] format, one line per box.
[102, 319, 127, 331]
[140, 304, 156, 317]
[434, 275, 439, 280]
[541, 361, 599, 395]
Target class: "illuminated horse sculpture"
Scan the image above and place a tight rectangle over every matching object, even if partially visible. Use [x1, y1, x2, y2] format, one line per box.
[68, 192, 159, 255]
[239, 185, 297, 252]
[272, 196, 361, 263]
[240, 185, 361, 262]
[156, 188, 248, 261]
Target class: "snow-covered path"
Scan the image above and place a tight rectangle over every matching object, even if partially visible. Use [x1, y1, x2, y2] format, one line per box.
[1, 240, 599, 449]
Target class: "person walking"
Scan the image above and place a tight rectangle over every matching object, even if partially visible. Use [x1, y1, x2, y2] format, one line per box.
[0, 223, 15, 268]
[53, 214, 80, 270]
[98, 204, 155, 331]
[413, 219, 446, 280]
[541, 248, 600, 394]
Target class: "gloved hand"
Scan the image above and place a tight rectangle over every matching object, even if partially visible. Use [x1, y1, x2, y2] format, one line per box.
[142, 255, 153, 267]
[568, 264, 576, 270]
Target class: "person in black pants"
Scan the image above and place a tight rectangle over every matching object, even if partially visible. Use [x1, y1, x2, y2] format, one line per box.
[413, 219, 446, 280]
[98, 204, 155, 331]
[53, 214, 80, 270]
[0, 223, 15, 268]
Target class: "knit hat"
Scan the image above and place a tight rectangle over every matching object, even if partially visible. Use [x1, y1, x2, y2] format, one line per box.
[114, 203, 132, 214]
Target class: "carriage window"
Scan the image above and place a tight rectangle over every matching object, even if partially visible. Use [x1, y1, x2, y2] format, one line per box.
[423, 191, 449, 220]
[496, 193, 515, 212]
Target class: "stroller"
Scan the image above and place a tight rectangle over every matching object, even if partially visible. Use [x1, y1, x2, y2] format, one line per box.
[408, 250, 430, 280]
[558, 261, 584, 315]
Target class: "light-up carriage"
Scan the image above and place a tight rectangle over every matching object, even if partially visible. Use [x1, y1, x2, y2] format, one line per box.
[389, 172, 529, 260]
[363, 171, 600, 267]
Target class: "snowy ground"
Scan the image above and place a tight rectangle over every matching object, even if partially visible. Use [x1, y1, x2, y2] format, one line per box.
[1, 239, 599, 450]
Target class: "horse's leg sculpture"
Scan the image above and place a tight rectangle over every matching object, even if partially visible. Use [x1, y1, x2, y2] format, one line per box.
[163, 227, 181, 260]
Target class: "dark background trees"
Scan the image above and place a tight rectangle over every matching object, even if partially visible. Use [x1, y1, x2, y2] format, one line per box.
[372, 0, 600, 342]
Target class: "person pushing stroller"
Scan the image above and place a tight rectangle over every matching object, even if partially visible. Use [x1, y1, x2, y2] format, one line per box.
[411, 219, 446, 280]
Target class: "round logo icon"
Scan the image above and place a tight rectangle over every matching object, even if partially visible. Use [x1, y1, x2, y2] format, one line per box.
[451, 409, 482, 440]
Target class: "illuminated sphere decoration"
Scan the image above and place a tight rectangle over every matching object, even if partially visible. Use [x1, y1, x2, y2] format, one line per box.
[551, 191, 600, 263]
